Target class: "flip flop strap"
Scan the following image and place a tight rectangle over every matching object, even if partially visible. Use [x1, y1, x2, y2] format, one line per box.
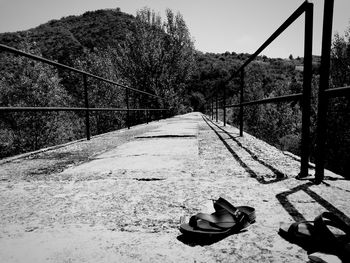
[189, 212, 240, 230]
[213, 197, 245, 222]
[287, 221, 314, 237]
[314, 212, 350, 251]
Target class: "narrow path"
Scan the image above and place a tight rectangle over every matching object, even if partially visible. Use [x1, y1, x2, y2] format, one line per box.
[0, 112, 349, 263]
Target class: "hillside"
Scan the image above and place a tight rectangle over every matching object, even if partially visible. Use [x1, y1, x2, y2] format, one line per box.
[0, 8, 135, 64]
[0, 7, 197, 159]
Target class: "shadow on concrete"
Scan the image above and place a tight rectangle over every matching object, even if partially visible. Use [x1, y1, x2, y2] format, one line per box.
[202, 116, 286, 184]
[297, 176, 350, 183]
[276, 182, 350, 224]
[276, 182, 350, 259]
[177, 229, 247, 247]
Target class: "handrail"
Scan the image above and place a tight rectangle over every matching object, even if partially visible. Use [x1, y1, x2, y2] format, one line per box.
[226, 1, 309, 83]
[207, 1, 313, 178]
[210, 0, 350, 182]
[0, 44, 161, 99]
[0, 107, 168, 112]
[226, 93, 303, 108]
[314, 0, 350, 183]
[324, 86, 350, 97]
[0, 43, 169, 141]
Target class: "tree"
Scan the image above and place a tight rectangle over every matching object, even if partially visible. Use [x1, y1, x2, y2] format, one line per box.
[113, 7, 195, 114]
[331, 31, 350, 87]
[324, 24, 350, 176]
[73, 48, 126, 135]
[0, 42, 78, 157]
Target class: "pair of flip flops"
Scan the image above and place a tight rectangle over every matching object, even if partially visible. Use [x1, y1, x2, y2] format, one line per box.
[279, 212, 350, 262]
[179, 197, 256, 237]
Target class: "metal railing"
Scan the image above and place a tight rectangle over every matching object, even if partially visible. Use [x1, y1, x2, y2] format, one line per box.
[314, 0, 350, 183]
[207, 0, 314, 178]
[207, 0, 350, 183]
[0, 44, 169, 140]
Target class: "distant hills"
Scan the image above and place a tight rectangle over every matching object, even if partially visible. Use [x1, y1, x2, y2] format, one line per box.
[0, 8, 135, 64]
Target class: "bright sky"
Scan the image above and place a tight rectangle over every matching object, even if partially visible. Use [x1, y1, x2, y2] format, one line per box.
[0, 0, 349, 58]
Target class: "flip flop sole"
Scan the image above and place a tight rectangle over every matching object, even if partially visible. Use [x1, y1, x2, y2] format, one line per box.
[179, 222, 242, 237]
[179, 197, 256, 237]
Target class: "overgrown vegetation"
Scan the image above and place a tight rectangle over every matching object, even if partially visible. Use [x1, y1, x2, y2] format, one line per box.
[0, 8, 195, 157]
[0, 7, 349, 177]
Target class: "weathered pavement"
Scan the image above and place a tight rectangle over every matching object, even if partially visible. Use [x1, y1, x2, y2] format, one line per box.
[0, 112, 349, 262]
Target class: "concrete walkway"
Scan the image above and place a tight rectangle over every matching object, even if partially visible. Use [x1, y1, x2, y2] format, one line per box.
[0, 112, 349, 262]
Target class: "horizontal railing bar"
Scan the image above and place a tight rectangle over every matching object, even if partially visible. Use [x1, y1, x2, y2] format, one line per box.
[0, 44, 161, 99]
[227, 1, 307, 83]
[225, 93, 302, 108]
[0, 107, 168, 112]
[324, 86, 350, 97]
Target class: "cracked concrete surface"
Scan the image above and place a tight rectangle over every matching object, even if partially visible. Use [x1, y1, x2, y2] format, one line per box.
[0, 112, 349, 262]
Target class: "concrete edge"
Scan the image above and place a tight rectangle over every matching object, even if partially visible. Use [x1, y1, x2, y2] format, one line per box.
[0, 121, 156, 165]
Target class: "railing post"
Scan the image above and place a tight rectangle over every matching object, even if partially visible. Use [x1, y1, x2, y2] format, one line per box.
[299, 1, 313, 178]
[239, 69, 245, 136]
[126, 88, 130, 129]
[209, 98, 213, 118]
[223, 84, 226, 126]
[216, 89, 218, 122]
[133, 94, 136, 124]
[83, 75, 91, 140]
[315, 0, 334, 183]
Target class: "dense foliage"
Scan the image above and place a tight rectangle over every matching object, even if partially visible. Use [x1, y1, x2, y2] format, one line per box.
[0, 8, 195, 157]
[190, 52, 307, 154]
[326, 28, 350, 175]
[0, 42, 81, 156]
[113, 8, 195, 114]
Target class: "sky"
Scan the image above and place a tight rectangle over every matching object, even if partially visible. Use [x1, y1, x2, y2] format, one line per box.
[0, 0, 349, 58]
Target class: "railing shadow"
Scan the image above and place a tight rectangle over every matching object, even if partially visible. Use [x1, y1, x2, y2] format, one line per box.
[276, 182, 350, 225]
[202, 116, 286, 184]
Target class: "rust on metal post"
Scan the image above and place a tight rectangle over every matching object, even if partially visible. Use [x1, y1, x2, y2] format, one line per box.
[315, 0, 334, 183]
[239, 69, 244, 136]
[299, 1, 313, 178]
[83, 75, 91, 140]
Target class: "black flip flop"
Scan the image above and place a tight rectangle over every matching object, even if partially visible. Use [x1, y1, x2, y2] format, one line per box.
[313, 212, 350, 261]
[279, 212, 350, 260]
[179, 197, 255, 237]
[279, 220, 316, 250]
